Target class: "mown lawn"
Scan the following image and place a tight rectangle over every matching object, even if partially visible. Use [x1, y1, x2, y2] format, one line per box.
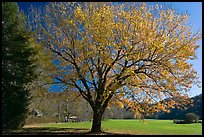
[101, 119, 202, 135]
[20, 119, 202, 135]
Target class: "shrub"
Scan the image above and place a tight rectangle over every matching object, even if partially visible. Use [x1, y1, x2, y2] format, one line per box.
[185, 113, 199, 123]
[173, 119, 176, 123]
[173, 120, 185, 124]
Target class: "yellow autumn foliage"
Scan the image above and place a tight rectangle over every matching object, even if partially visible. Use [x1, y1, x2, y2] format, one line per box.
[29, 2, 201, 117]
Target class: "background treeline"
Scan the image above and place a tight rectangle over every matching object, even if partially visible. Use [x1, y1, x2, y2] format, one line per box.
[25, 88, 135, 124]
[152, 94, 202, 120]
[26, 90, 202, 124]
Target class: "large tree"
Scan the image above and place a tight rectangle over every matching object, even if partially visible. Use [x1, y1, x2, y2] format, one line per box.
[2, 2, 37, 129]
[28, 2, 201, 132]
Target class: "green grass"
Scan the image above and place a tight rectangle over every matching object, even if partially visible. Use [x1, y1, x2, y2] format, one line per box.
[102, 119, 202, 135]
[23, 119, 202, 135]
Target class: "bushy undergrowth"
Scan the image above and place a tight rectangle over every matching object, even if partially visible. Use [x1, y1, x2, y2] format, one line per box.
[173, 113, 200, 124]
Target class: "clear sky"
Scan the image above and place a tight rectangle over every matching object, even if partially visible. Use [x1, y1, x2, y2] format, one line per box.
[17, 2, 202, 97]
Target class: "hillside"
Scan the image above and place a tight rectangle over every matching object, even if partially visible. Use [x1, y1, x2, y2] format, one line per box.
[155, 94, 202, 120]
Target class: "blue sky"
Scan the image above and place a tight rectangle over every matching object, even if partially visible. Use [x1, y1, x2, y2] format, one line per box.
[17, 2, 202, 97]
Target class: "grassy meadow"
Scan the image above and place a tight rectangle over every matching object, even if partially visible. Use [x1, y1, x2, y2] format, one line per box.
[20, 119, 202, 135]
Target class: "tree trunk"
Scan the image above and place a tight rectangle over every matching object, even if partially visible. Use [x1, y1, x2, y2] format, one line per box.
[89, 91, 113, 133]
[90, 109, 103, 133]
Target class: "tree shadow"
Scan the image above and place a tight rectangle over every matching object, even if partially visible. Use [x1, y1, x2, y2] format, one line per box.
[2, 127, 129, 135]
[2, 127, 89, 135]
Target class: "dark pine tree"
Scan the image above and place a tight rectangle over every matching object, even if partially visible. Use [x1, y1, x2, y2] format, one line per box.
[2, 2, 37, 129]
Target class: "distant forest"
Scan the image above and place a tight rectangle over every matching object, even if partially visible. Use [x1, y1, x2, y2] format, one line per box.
[27, 92, 202, 124]
[153, 94, 202, 120]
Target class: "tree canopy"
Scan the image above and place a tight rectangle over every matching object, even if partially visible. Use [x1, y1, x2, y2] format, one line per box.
[28, 2, 201, 132]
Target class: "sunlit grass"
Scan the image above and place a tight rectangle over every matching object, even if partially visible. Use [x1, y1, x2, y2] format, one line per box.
[24, 119, 202, 135]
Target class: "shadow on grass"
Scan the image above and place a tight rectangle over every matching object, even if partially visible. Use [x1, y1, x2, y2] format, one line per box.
[2, 127, 88, 135]
[2, 127, 128, 135]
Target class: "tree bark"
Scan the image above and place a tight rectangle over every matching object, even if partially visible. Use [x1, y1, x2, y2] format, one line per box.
[90, 91, 114, 133]
[90, 109, 103, 133]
